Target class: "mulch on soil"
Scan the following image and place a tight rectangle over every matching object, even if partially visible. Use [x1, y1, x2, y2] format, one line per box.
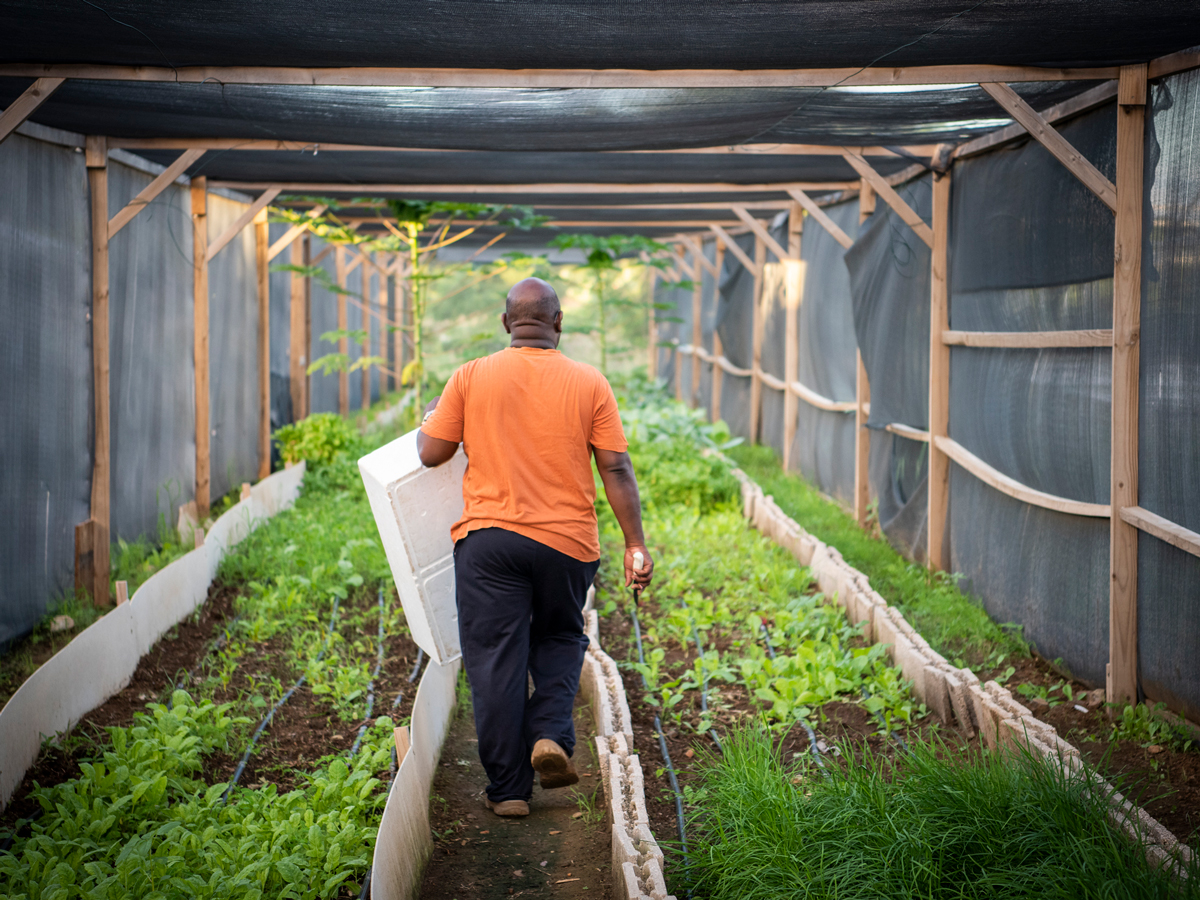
[421, 694, 613, 900]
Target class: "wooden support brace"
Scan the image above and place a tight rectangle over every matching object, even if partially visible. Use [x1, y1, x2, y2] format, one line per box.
[108, 149, 205, 239]
[708, 224, 760, 277]
[1109, 63, 1147, 707]
[255, 208, 271, 480]
[677, 234, 719, 277]
[927, 171, 951, 570]
[85, 135, 110, 607]
[859, 179, 876, 223]
[787, 188, 854, 250]
[671, 246, 696, 281]
[732, 207, 791, 261]
[192, 176, 211, 518]
[209, 185, 282, 259]
[0, 77, 64, 144]
[979, 81, 1117, 212]
[344, 252, 363, 276]
[268, 204, 329, 261]
[1120, 506, 1200, 561]
[841, 150, 934, 248]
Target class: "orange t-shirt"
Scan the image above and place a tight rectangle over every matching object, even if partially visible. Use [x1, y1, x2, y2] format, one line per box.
[420, 347, 628, 562]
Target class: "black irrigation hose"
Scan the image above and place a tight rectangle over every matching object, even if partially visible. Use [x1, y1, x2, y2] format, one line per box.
[221, 596, 342, 803]
[688, 623, 724, 754]
[630, 596, 691, 898]
[760, 619, 825, 770]
[349, 591, 387, 758]
[166, 615, 242, 710]
[861, 686, 910, 755]
[359, 646, 427, 900]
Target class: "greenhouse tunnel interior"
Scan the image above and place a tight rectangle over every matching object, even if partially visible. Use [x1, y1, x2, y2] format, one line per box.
[3, 3, 1200, 895]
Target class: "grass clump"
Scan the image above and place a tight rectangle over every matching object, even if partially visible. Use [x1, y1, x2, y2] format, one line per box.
[727, 444, 1024, 669]
[689, 724, 1199, 900]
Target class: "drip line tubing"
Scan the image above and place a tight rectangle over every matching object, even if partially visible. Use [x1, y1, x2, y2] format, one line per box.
[688, 622, 723, 754]
[222, 595, 342, 802]
[349, 590, 387, 758]
[861, 686, 910, 755]
[166, 614, 242, 709]
[630, 596, 691, 898]
[759, 618, 825, 770]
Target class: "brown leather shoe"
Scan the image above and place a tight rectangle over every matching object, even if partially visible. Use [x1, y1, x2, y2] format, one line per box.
[485, 797, 530, 817]
[531, 738, 579, 789]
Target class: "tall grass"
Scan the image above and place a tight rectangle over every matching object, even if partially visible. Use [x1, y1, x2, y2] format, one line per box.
[688, 725, 1198, 900]
[727, 444, 1024, 669]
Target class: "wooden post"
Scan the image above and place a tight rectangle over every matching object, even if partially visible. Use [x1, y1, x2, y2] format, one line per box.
[855, 350, 871, 526]
[304, 235, 313, 417]
[335, 245, 349, 415]
[647, 268, 659, 379]
[674, 346, 683, 402]
[927, 171, 952, 570]
[376, 255, 388, 397]
[1109, 63, 1147, 708]
[191, 176, 210, 520]
[748, 236, 766, 444]
[782, 203, 803, 470]
[710, 243, 725, 424]
[288, 235, 306, 422]
[255, 208, 271, 480]
[84, 135, 110, 606]
[362, 263, 372, 411]
[859, 178, 876, 223]
[690, 249, 703, 408]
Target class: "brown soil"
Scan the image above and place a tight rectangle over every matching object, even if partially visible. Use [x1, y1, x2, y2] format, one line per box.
[980, 654, 1200, 850]
[420, 694, 613, 900]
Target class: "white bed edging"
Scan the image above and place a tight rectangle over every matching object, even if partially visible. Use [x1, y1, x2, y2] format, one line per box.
[0, 462, 306, 810]
[736, 470, 1194, 875]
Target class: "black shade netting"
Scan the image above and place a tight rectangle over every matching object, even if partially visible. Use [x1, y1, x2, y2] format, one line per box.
[713, 232, 759, 442]
[268, 222, 295, 435]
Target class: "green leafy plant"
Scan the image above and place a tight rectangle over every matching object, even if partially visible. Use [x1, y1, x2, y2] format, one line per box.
[1111, 702, 1196, 753]
[274, 412, 363, 468]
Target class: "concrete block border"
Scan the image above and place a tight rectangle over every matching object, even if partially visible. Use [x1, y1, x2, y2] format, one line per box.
[580, 587, 678, 900]
[0, 462, 307, 810]
[736, 469, 1195, 876]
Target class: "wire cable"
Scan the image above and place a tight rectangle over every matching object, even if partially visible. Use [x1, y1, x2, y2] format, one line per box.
[349, 590, 388, 757]
[760, 618, 825, 769]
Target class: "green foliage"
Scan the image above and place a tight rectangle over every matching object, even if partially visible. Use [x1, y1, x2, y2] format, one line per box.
[1110, 703, 1196, 753]
[727, 444, 1027, 668]
[687, 725, 1198, 900]
[273, 413, 363, 469]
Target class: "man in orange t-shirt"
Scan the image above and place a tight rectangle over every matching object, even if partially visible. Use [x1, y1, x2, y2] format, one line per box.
[418, 277, 653, 817]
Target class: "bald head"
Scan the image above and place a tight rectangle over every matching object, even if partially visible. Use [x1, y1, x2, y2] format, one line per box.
[506, 277, 561, 326]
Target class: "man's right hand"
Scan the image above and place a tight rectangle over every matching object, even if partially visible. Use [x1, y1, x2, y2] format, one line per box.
[624, 545, 654, 590]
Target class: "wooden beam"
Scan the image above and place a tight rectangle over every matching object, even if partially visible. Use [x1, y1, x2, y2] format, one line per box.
[85, 136, 110, 607]
[215, 181, 857, 195]
[942, 328, 1113, 348]
[936, 437, 1111, 518]
[108, 149, 205, 240]
[267, 204, 329, 261]
[708, 224, 760, 277]
[787, 187, 853, 250]
[336, 246, 350, 415]
[782, 205, 803, 470]
[886, 422, 930, 442]
[255, 208, 271, 481]
[732, 207, 791, 261]
[0, 77, 64, 145]
[672, 246, 696, 281]
[749, 237, 766, 443]
[859, 179, 876, 224]
[979, 81, 1117, 212]
[191, 176, 211, 518]
[288, 237, 307, 420]
[1120, 507, 1200, 561]
[842, 150, 934, 248]
[855, 350, 871, 527]
[1149, 47, 1200, 80]
[208, 185, 282, 259]
[927, 171, 951, 571]
[677, 234, 719, 277]
[0, 62, 1118, 88]
[1109, 63, 1147, 708]
[955, 80, 1119, 161]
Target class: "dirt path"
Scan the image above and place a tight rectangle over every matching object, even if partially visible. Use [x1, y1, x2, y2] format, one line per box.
[420, 694, 612, 900]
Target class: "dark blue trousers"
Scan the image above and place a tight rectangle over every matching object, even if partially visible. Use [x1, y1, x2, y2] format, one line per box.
[454, 527, 599, 802]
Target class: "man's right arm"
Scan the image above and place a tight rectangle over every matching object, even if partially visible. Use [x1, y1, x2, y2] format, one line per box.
[593, 447, 653, 589]
[417, 396, 460, 467]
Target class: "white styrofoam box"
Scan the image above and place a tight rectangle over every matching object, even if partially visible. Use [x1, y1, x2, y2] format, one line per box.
[359, 429, 468, 664]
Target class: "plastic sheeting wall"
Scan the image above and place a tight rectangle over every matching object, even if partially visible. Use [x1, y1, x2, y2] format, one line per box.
[0, 132, 92, 647]
[1139, 69, 1200, 721]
